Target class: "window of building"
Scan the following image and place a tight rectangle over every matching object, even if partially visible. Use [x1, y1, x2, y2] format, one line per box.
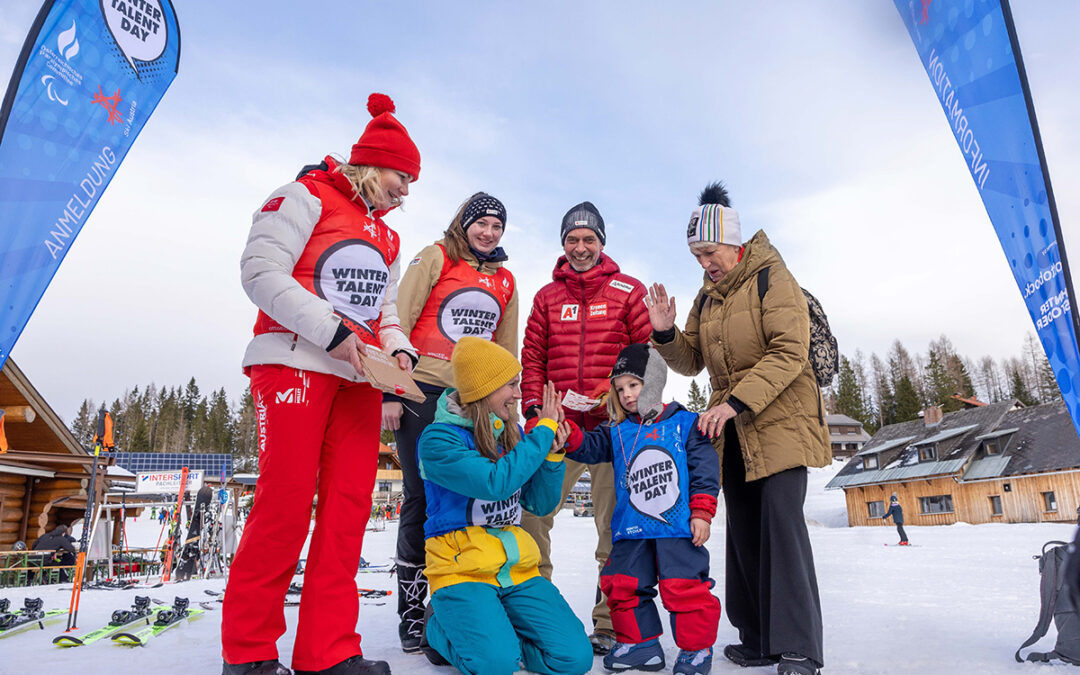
[918, 445, 937, 462]
[919, 494, 954, 514]
[378, 481, 392, 492]
[989, 495, 1003, 516]
[985, 439, 1002, 455]
[863, 456, 878, 470]
[847, 427, 857, 435]
[1043, 491, 1058, 512]
[867, 501, 885, 518]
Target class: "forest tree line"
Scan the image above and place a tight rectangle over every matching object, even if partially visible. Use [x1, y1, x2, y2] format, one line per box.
[687, 333, 1059, 434]
[68, 333, 1060, 470]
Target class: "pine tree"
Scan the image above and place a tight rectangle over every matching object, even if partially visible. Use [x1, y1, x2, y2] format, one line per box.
[232, 387, 259, 472]
[70, 399, 96, 448]
[834, 355, 867, 423]
[893, 375, 922, 422]
[687, 380, 708, 412]
[924, 351, 957, 411]
[1008, 362, 1038, 406]
[870, 353, 894, 430]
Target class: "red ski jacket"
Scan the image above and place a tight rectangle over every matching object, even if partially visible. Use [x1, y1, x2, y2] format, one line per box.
[521, 254, 651, 430]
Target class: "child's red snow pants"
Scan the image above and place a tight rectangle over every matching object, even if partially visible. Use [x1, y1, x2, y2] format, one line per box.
[221, 365, 381, 671]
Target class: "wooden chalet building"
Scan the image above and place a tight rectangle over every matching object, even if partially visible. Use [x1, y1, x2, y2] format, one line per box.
[826, 414, 871, 458]
[0, 359, 110, 549]
[826, 400, 1080, 527]
[374, 443, 403, 503]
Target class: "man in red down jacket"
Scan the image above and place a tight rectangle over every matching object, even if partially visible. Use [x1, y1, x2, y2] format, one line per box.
[520, 201, 651, 655]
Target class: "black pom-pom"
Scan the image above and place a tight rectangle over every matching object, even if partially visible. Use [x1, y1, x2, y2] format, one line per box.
[698, 181, 731, 207]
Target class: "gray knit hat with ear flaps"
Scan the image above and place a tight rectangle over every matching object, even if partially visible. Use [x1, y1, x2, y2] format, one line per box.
[610, 343, 667, 423]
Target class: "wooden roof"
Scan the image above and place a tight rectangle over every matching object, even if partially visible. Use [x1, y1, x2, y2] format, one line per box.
[0, 358, 91, 475]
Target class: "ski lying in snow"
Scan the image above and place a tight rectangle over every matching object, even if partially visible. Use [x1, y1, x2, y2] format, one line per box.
[59, 580, 164, 591]
[53, 596, 163, 647]
[884, 543, 920, 547]
[0, 598, 69, 639]
[111, 598, 204, 646]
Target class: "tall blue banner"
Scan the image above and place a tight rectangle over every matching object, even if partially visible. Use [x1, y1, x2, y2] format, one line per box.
[0, 0, 180, 367]
[895, 0, 1080, 432]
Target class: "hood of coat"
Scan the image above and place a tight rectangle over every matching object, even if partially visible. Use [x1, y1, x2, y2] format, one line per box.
[699, 230, 783, 300]
[434, 389, 507, 441]
[551, 252, 621, 298]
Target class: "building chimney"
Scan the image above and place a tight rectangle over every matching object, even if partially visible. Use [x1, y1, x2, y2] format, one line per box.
[924, 406, 943, 426]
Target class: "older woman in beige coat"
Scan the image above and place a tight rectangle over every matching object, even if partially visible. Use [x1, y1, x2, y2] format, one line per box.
[646, 182, 829, 675]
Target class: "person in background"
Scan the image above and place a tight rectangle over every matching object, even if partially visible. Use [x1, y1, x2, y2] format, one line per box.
[648, 181, 830, 675]
[883, 494, 908, 545]
[382, 192, 518, 654]
[417, 337, 593, 675]
[519, 201, 650, 655]
[561, 344, 721, 675]
[223, 93, 420, 675]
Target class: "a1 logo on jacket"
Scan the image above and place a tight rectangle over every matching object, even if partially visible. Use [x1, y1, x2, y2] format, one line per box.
[560, 304, 579, 321]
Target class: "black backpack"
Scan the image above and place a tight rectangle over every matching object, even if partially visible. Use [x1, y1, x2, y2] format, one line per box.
[757, 267, 839, 388]
[1016, 540, 1080, 665]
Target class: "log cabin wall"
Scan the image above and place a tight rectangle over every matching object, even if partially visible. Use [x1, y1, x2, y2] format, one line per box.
[842, 470, 1080, 527]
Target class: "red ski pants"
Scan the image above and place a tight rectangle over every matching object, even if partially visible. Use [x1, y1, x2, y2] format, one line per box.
[222, 365, 381, 671]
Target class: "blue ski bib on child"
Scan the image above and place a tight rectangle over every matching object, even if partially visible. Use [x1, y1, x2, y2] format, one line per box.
[423, 424, 524, 539]
[609, 410, 695, 541]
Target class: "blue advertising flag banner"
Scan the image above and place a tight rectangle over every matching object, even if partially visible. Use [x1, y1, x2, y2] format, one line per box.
[0, 0, 180, 367]
[894, 0, 1080, 430]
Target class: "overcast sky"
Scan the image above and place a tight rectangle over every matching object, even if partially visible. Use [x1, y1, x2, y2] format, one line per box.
[1, 1, 1078, 422]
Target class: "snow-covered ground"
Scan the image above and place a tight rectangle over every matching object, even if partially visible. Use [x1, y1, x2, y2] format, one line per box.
[3, 461, 1075, 674]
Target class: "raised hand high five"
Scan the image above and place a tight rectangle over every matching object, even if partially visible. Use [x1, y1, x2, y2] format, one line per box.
[645, 283, 677, 333]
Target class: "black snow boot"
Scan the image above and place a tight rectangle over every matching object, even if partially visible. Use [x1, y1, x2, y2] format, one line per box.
[777, 653, 821, 675]
[396, 562, 428, 653]
[222, 661, 292, 675]
[294, 656, 390, 675]
[723, 644, 779, 667]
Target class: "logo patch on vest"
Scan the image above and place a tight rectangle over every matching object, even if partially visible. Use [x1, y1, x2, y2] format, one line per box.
[437, 288, 502, 343]
[313, 239, 390, 335]
[609, 279, 634, 293]
[560, 304, 579, 321]
[626, 446, 680, 523]
[469, 493, 521, 527]
[261, 196, 285, 212]
[589, 302, 608, 318]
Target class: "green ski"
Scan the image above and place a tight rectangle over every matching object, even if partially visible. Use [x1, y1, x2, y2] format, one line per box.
[112, 598, 203, 646]
[54, 597, 165, 647]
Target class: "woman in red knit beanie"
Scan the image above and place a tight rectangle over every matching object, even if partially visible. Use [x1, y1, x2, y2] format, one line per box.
[222, 94, 420, 675]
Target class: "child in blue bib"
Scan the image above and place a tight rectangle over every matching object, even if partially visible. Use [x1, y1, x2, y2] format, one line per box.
[563, 343, 721, 675]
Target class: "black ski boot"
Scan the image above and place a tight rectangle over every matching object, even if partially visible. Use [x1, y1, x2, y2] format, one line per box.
[396, 563, 428, 653]
[294, 656, 390, 675]
[222, 661, 292, 675]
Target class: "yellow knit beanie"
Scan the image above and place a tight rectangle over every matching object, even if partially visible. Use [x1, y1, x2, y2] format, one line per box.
[451, 337, 522, 404]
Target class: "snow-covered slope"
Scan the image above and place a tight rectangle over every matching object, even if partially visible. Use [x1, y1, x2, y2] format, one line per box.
[3, 461, 1072, 673]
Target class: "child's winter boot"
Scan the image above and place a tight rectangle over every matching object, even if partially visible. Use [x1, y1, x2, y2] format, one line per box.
[673, 647, 712, 674]
[602, 637, 665, 672]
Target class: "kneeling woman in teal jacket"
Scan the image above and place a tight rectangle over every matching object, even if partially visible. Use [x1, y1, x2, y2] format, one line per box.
[418, 336, 594, 675]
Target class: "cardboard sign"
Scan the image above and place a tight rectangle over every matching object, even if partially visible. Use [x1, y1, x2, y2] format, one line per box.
[358, 344, 425, 402]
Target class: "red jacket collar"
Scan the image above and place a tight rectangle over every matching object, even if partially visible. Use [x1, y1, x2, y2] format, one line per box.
[551, 253, 621, 298]
[307, 156, 394, 219]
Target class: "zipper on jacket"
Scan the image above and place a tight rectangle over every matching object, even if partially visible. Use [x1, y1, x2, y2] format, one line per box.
[577, 285, 588, 398]
[290, 333, 299, 352]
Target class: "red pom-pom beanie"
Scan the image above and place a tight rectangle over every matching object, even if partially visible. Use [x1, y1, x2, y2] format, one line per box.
[350, 93, 421, 181]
